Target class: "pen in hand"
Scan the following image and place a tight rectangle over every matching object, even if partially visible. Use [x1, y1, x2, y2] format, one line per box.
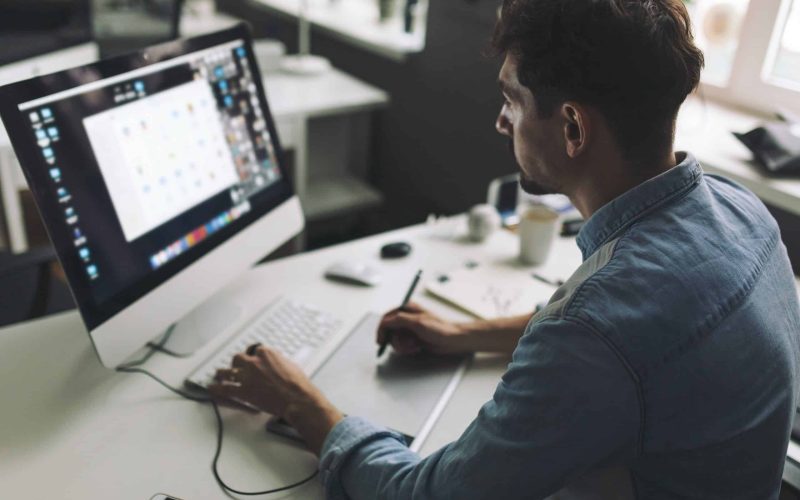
[377, 269, 423, 358]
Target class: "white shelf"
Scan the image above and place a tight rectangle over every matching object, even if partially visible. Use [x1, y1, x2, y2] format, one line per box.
[264, 66, 389, 118]
[676, 97, 800, 215]
[300, 175, 384, 220]
[251, 0, 426, 62]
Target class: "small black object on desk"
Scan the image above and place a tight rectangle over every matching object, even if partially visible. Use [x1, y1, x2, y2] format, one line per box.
[381, 241, 412, 258]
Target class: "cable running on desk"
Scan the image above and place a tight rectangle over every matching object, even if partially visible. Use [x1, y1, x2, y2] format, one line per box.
[116, 327, 319, 496]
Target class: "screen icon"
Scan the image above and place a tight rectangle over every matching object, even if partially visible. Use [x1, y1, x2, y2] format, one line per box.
[57, 187, 71, 203]
[47, 127, 59, 139]
[73, 228, 87, 247]
[86, 264, 99, 280]
[49, 167, 61, 181]
[78, 247, 90, 262]
[41, 108, 52, 120]
[29, 111, 39, 123]
[65, 207, 78, 225]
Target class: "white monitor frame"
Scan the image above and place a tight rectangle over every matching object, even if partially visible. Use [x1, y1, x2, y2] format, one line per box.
[93, 195, 303, 368]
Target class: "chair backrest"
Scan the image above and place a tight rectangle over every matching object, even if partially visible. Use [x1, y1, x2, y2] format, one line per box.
[0, 247, 56, 327]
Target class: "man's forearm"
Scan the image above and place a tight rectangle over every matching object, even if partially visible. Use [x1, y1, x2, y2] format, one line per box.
[284, 392, 344, 456]
[457, 314, 531, 353]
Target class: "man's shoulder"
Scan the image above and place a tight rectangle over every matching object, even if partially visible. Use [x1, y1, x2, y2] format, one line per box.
[537, 173, 785, 372]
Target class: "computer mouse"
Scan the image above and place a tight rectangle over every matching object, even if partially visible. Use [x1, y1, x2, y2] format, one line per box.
[324, 261, 382, 286]
[381, 241, 412, 259]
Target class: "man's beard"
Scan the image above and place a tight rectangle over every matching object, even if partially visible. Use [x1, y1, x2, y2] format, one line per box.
[508, 139, 556, 195]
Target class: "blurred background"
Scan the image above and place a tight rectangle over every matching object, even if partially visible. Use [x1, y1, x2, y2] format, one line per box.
[1, 0, 800, 332]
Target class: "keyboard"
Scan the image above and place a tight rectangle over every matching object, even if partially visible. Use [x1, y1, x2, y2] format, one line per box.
[185, 297, 344, 389]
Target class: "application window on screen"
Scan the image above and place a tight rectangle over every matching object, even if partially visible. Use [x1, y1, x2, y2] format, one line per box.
[84, 79, 239, 242]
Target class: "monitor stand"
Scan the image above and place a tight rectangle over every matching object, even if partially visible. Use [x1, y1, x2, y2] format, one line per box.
[161, 297, 244, 356]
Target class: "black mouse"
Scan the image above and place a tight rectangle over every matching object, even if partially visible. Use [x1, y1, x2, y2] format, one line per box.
[381, 241, 412, 258]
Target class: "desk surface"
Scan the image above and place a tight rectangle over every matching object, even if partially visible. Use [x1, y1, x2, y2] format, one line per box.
[0, 217, 582, 499]
[675, 97, 800, 216]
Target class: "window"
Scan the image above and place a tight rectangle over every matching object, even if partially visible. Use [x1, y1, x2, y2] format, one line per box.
[685, 0, 800, 113]
[767, 0, 800, 89]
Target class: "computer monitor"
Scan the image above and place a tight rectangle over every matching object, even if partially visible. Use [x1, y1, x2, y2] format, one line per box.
[0, 24, 304, 368]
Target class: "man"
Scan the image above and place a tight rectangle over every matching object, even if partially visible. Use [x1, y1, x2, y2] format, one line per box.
[209, 0, 800, 497]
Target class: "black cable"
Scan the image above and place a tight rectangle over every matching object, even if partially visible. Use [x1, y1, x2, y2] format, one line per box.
[144, 342, 193, 358]
[208, 400, 319, 496]
[122, 325, 177, 368]
[116, 343, 319, 496]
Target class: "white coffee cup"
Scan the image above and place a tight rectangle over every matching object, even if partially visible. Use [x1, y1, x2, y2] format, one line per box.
[518, 205, 560, 265]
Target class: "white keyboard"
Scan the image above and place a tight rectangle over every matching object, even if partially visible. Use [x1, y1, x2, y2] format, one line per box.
[186, 297, 343, 388]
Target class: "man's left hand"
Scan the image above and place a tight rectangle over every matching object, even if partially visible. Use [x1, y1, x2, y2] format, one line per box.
[208, 345, 344, 455]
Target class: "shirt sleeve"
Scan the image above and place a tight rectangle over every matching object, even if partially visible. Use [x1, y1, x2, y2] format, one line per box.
[318, 316, 641, 500]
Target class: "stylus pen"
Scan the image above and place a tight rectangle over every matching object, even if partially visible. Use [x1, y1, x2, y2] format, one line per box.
[377, 269, 422, 357]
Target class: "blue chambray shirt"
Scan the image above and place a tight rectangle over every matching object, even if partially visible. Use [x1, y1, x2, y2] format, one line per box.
[318, 153, 800, 499]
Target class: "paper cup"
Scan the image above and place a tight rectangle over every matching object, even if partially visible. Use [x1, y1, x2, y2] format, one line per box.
[518, 205, 560, 265]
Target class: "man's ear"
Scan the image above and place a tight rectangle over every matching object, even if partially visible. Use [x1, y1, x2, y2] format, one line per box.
[561, 102, 590, 158]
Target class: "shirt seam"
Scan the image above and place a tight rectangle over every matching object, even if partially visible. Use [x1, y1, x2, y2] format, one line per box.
[565, 233, 626, 319]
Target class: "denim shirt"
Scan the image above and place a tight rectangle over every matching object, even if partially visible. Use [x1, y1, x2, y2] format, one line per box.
[318, 153, 800, 499]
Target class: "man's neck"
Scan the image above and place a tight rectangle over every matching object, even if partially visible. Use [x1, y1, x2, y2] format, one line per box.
[569, 152, 678, 220]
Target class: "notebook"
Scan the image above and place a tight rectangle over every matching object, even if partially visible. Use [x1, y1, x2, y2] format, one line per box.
[425, 265, 557, 320]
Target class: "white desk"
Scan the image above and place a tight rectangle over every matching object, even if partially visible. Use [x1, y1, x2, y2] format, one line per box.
[0, 218, 581, 499]
[4, 215, 800, 496]
[675, 96, 800, 216]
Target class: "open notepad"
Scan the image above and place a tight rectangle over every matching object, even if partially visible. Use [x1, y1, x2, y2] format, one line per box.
[425, 265, 558, 320]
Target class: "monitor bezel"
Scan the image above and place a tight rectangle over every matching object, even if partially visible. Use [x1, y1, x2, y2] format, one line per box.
[0, 24, 297, 333]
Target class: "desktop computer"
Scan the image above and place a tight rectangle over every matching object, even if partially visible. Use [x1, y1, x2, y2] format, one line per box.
[0, 25, 466, 451]
[0, 24, 305, 368]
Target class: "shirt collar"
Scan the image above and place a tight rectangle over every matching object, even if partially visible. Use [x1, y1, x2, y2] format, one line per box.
[576, 152, 703, 259]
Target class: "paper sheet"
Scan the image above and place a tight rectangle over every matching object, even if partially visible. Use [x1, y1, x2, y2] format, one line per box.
[425, 265, 557, 319]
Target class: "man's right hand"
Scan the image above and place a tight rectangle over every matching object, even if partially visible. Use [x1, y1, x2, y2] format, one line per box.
[377, 302, 534, 356]
[376, 302, 469, 355]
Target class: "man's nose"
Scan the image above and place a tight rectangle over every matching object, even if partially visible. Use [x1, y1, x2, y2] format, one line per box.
[496, 112, 511, 136]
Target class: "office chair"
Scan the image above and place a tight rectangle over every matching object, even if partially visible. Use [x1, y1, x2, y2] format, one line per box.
[0, 246, 58, 327]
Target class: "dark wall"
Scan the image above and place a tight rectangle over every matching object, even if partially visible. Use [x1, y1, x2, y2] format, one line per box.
[220, 0, 518, 227]
[766, 202, 800, 276]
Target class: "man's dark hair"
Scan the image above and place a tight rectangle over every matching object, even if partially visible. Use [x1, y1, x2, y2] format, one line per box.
[491, 0, 704, 164]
